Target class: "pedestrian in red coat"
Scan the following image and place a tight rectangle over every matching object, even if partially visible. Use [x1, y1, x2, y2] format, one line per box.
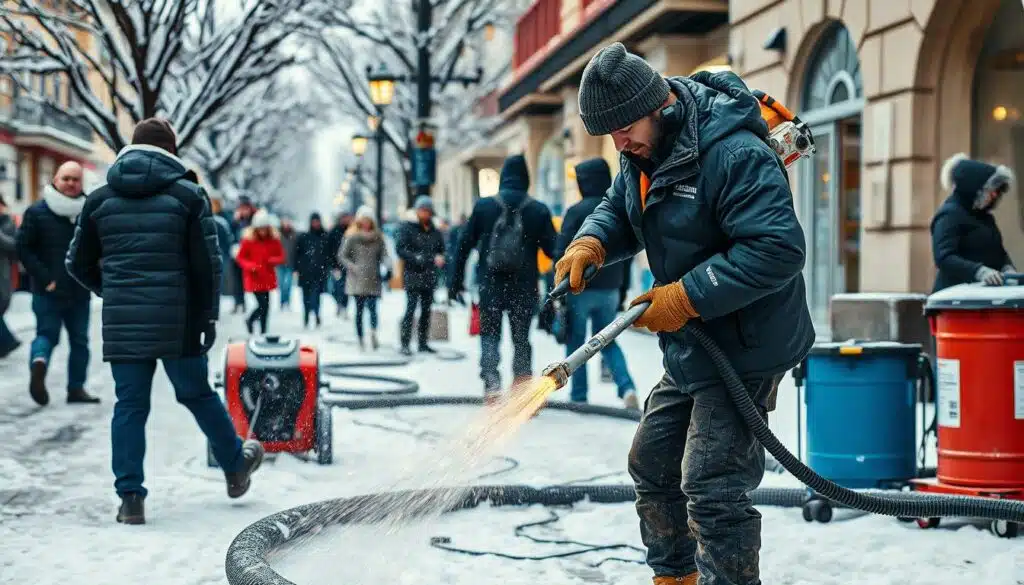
[235, 209, 285, 334]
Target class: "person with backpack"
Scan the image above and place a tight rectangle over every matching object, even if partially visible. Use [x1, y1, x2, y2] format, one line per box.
[449, 154, 557, 402]
[395, 196, 446, 356]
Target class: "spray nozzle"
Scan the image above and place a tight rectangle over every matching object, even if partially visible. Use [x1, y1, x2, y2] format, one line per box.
[541, 362, 570, 390]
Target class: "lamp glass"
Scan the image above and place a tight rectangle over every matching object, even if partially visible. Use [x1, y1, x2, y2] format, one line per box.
[368, 115, 379, 131]
[368, 77, 395, 106]
[351, 135, 369, 156]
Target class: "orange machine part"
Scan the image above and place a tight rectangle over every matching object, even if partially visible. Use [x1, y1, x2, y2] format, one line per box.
[223, 342, 320, 453]
[931, 310, 1024, 487]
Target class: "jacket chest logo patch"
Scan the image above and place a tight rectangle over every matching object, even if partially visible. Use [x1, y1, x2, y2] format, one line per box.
[671, 184, 698, 200]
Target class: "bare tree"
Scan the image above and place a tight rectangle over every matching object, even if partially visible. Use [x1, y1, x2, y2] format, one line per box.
[0, 0, 326, 152]
[309, 0, 522, 206]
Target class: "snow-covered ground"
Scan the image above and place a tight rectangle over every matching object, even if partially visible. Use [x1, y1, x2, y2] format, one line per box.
[0, 289, 1021, 584]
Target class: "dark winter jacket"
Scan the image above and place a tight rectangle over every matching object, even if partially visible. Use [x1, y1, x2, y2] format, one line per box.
[930, 171, 1015, 293]
[555, 158, 631, 294]
[65, 144, 222, 361]
[294, 217, 332, 289]
[16, 187, 91, 303]
[0, 212, 16, 313]
[453, 155, 557, 294]
[212, 214, 234, 264]
[574, 72, 814, 392]
[396, 218, 446, 290]
[327, 224, 346, 271]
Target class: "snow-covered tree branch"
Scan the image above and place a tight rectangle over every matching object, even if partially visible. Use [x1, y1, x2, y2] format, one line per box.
[0, 0, 327, 152]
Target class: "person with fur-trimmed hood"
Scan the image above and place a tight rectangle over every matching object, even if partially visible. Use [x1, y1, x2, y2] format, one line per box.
[931, 153, 1017, 292]
[235, 209, 286, 334]
[65, 117, 264, 525]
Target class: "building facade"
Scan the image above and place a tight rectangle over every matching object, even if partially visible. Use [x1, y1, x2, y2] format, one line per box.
[436, 0, 1024, 331]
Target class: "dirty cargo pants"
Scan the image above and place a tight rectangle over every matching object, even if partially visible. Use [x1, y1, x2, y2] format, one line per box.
[628, 372, 779, 585]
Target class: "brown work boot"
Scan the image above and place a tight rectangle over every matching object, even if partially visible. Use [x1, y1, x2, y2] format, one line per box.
[653, 574, 698, 585]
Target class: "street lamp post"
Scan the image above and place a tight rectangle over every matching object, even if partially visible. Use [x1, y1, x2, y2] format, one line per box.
[367, 65, 396, 225]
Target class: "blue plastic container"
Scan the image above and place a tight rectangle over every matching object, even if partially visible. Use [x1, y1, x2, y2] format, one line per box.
[803, 341, 921, 489]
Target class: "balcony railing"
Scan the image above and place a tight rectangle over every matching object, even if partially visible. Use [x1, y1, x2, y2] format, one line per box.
[513, 0, 561, 69]
[11, 95, 93, 144]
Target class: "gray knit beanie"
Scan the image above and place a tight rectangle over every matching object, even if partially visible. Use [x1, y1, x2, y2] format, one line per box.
[578, 42, 671, 136]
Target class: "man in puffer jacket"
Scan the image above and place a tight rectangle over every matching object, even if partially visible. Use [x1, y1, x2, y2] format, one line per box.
[930, 153, 1016, 292]
[17, 160, 98, 406]
[66, 118, 264, 525]
[554, 43, 814, 585]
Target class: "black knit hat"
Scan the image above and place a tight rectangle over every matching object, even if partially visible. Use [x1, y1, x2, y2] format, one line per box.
[131, 117, 178, 154]
[578, 42, 671, 136]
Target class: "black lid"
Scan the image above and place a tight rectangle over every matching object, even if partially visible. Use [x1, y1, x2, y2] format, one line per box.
[809, 341, 922, 357]
[925, 278, 1024, 312]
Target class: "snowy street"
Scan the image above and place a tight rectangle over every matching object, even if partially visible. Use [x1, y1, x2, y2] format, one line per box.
[0, 289, 1021, 585]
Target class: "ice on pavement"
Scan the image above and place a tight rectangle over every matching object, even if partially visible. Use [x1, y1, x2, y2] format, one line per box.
[0, 290, 1021, 585]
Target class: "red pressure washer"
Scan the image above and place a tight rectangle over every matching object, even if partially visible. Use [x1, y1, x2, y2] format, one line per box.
[210, 336, 333, 466]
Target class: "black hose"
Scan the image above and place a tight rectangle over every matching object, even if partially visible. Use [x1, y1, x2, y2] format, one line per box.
[319, 335, 467, 396]
[684, 321, 1024, 522]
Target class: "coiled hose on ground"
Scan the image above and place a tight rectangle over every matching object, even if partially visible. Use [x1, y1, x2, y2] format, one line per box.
[319, 334, 467, 396]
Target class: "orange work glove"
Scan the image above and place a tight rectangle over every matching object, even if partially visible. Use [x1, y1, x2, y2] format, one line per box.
[553, 236, 606, 294]
[630, 282, 700, 333]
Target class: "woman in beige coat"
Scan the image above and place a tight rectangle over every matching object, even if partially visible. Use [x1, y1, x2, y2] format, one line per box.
[338, 206, 390, 349]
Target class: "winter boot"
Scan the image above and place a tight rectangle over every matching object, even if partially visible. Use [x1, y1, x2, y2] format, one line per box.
[225, 440, 265, 499]
[68, 388, 101, 404]
[653, 575, 697, 585]
[357, 336, 365, 351]
[483, 391, 502, 406]
[116, 493, 145, 525]
[418, 344, 436, 354]
[622, 390, 640, 410]
[399, 346, 413, 357]
[370, 330, 379, 350]
[29, 358, 49, 406]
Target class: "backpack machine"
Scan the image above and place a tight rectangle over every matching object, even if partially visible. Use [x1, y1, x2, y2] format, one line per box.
[211, 336, 333, 466]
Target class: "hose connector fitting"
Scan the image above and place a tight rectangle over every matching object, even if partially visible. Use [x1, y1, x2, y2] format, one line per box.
[541, 362, 570, 390]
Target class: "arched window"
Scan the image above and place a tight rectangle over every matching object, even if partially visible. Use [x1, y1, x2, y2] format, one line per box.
[802, 22, 863, 113]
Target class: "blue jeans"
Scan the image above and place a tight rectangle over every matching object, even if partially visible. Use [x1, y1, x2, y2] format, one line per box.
[30, 294, 90, 390]
[566, 289, 635, 402]
[277, 267, 294, 306]
[354, 295, 378, 338]
[110, 355, 243, 497]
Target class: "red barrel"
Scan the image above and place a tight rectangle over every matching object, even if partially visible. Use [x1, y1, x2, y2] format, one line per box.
[926, 281, 1024, 487]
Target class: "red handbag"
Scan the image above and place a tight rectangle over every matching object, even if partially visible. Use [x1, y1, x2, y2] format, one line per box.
[469, 300, 481, 336]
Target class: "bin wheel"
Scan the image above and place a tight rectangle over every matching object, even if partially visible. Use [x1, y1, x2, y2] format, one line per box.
[916, 517, 940, 529]
[315, 400, 333, 465]
[206, 442, 218, 468]
[991, 520, 1019, 539]
[802, 499, 832, 523]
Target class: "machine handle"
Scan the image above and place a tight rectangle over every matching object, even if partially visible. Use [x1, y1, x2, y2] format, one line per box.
[546, 264, 600, 305]
[1001, 272, 1024, 286]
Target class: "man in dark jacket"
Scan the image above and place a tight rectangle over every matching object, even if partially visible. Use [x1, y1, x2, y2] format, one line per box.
[294, 212, 331, 327]
[16, 160, 98, 406]
[554, 158, 637, 409]
[0, 195, 19, 357]
[450, 155, 557, 398]
[66, 118, 264, 525]
[229, 196, 256, 313]
[930, 153, 1016, 292]
[554, 44, 814, 585]
[396, 196, 446, 355]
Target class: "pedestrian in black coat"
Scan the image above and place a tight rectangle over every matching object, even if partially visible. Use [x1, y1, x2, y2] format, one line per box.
[396, 196, 446, 354]
[17, 160, 96, 406]
[293, 212, 332, 327]
[66, 117, 263, 524]
[931, 152, 1016, 292]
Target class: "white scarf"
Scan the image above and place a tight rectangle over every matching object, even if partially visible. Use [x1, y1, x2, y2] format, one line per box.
[43, 184, 86, 221]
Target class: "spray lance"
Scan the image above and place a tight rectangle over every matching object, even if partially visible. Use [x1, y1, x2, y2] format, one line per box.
[536, 93, 1024, 524]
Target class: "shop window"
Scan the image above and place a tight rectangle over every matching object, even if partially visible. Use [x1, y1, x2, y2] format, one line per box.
[800, 22, 864, 332]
